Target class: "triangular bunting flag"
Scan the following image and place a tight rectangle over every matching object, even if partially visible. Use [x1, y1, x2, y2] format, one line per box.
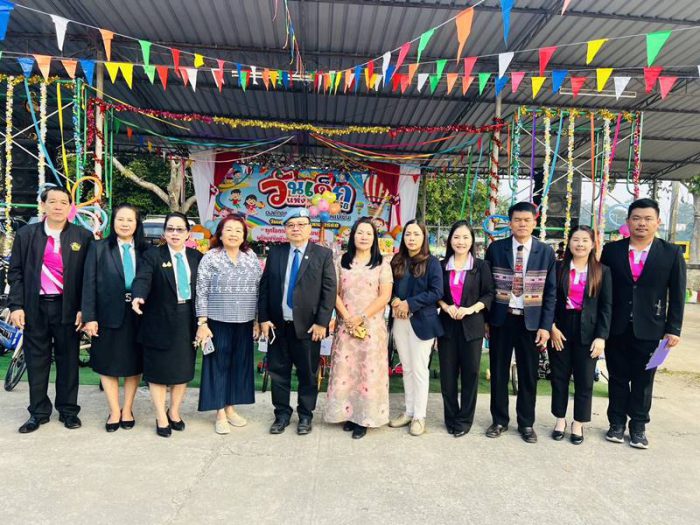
[373, 73, 383, 91]
[551, 69, 568, 93]
[644, 66, 662, 93]
[417, 73, 429, 93]
[435, 59, 447, 79]
[353, 66, 362, 93]
[333, 70, 342, 94]
[463, 56, 477, 78]
[391, 72, 402, 92]
[385, 65, 396, 85]
[416, 28, 435, 64]
[570, 76, 587, 97]
[262, 68, 271, 90]
[455, 7, 474, 61]
[382, 51, 391, 85]
[139, 40, 152, 67]
[236, 63, 242, 87]
[462, 75, 474, 95]
[429, 73, 440, 94]
[240, 70, 248, 92]
[614, 76, 631, 100]
[217, 59, 226, 89]
[61, 59, 77, 79]
[0, 1, 14, 41]
[126, 127, 133, 141]
[327, 72, 334, 93]
[446, 72, 458, 94]
[500, 0, 515, 44]
[80, 59, 95, 86]
[365, 60, 374, 90]
[250, 65, 258, 85]
[494, 75, 509, 96]
[647, 30, 672, 67]
[400, 73, 410, 93]
[478, 72, 492, 95]
[562, 0, 572, 15]
[281, 71, 289, 89]
[50, 15, 69, 51]
[499, 52, 514, 78]
[596, 67, 613, 91]
[395, 42, 410, 72]
[344, 70, 354, 92]
[408, 63, 419, 86]
[531, 76, 546, 99]
[269, 70, 279, 89]
[99, 29, 114, 61]
[105, 62, 120, 84]
[119, 63, 134, 89]
[143, 64, 156, 84]
[34, 54, 52, 81]
[511, 71, 525, 92]
[586, 39, 607, 64]
[180, 68, 189, 87]
[194, 53, 204, 68]
[17, 56, 35, 77]
[156, 65, 169, 89]
[171, 48, 181, 73]
[658, 75, 677, 99]
[539, 46, 557, 76]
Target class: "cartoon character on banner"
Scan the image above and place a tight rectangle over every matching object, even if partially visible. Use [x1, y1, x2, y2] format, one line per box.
[244, 194, 265, 215]
[216, 164, 253, 215]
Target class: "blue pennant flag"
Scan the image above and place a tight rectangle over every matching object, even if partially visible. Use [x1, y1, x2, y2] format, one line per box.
[354, 65, 362, 93]
[0, 0, 14, 41]
[236, 63, 243, 87]
[552, 69, 568, 94]
[281, 71, 289, 89]
[79, 59, 95, 86]
[500, 0, 515, 45]
[495, 75, 509, 96]
[17, 56, 34, 77]
[385, 65, 396, 86]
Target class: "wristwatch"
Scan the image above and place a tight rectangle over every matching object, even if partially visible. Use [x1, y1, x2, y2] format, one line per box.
[197, 319, 208, 326]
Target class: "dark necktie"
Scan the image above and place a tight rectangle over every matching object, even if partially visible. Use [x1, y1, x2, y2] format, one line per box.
[513, 245, 524, 297]
[286, 249, 301, 309]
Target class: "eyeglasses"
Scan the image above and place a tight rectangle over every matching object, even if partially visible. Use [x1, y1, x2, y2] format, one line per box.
[165, 227, 188, 234]
[285, 221, 310, 229]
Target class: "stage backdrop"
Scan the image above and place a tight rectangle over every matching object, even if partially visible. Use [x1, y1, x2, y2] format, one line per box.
[191, 152, 420, 243]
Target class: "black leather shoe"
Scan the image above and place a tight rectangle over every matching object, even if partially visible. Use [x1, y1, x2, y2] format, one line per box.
[156, 420, 172, 438]
[446, 426, 455, 435]
[605, 424, 625, 443]
[551, 421, 567, 441]
[518, 426, 538, 443]
[269, 418, 290, 434]
[120, 418, 135, 430]
[106, 417, 120, 433]
[343, 421, 356, 432]
[59, 414, 82, 429]
[453, 428, 468, 438]
[167, 411, 185, 431]
[570, 429, 584, 445]
[297, 417, 313, 435]
[485, 423, 508, 438]
[352, 425, 367, 439]
[18, 416, 49, 434]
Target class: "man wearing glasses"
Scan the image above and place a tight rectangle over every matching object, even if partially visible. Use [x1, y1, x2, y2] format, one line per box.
[258, 208, 337, 435]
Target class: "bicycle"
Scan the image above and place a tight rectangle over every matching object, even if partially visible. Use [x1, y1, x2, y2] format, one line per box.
[1, 307, 25, 392]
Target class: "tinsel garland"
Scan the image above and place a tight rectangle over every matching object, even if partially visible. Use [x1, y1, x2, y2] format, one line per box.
[597, 117, 613, 237]
[563, 111, 578, 241]
[510, 114, 522, 206]
[538, 112, 552, 241]
[632, 113, 642, 199]
[4, 78, 14, 257]
[388, 122, 506, 137]
[37, 81, 47, 218]
[0, 74, 68, 86]
[487, 118, 505, 221]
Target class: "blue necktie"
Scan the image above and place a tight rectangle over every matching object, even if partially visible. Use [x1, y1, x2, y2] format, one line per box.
[286, 249, 300, 309]
[122, 243, 135, 291]
[175, 252, 191, 300]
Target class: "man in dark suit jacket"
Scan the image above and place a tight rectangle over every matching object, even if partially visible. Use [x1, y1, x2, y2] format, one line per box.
[484, 201, 557, 443]
[258, 208, 337, 435]
[601, 198, 686, 449]
[8, 187, 93, 433]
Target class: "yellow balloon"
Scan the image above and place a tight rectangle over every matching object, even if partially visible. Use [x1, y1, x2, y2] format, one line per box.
[311, 194, 322, 206]
[322, 190, 337, 203]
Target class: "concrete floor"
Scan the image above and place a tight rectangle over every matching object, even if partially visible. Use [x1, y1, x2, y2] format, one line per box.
[2, 306, 700, 525]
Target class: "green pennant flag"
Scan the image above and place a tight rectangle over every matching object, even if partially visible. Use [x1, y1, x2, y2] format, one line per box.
[240, 70, 248, 91]
[143, 64, 156, 84]
[435, 59, 447, 79]
[139, 40, 152, 67]
[478, 72, 492, 94]
[429, 59, 447, 94]
[114, 118, 122, 135]
[647, 30, 671, 67]
[416, 28, 436, 64]
[329, 71, 337, 93]
[429, 74, 440, 94]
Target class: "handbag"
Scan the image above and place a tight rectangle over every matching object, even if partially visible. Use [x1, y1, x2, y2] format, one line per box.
[349, 322, 368, 340]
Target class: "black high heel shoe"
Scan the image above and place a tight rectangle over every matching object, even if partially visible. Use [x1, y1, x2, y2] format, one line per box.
[167, 410, 185, 431]
[570, 426, 584, 445]
[105, 416, 120, 433]
[156, 419, 172, 438]
[120, 410, 135, 430]
[551, 421, 567, 441]
[352, 425, 367, 439]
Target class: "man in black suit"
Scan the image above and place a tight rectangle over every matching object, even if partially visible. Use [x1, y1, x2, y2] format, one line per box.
[8, 186, 93, 433]
[601, 198, 686, 449]
[258, 208, 337, 435]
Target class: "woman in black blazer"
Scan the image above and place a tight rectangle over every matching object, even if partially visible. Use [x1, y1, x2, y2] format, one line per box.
[131, 212, 202, 438]
[437, 221, 494, 437]
[83, 204, 147, 432]
[388, 220, 443, 437]
[550, 225, 612, 444]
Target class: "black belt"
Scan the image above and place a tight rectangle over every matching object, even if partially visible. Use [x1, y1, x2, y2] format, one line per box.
[39, 294, 62, 302]
[177, 299, 191, 305]
[507, 307, 524, 316]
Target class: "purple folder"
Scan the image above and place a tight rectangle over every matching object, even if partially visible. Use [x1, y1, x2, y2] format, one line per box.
[645, 338, 670, 370]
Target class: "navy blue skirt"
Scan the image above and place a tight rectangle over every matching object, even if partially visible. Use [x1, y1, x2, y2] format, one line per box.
[198, 320, 255, 411]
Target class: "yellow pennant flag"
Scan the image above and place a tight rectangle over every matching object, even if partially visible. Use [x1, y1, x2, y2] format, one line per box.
[194, 53, 205, 68]
[333, 70, 342, 94]
[105, 62, 120, 83]
[531, 76, 546, 98]
[586, 39, 607, 64]
[269, 70, 279, 88]
[596, 67, 613, 91]
[119, 63, 134, 89]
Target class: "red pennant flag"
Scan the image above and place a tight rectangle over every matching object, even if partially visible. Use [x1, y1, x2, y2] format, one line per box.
[61, 59, 77, 79]
[180, 68, 189, 87]
[126, 127, 133, 140]
[156, 65, 169, 89]
[395, 42, 411, 72]
[324, 72, 331, 93]
[400, 73, 410, 93]
[462, 75, 474, 95]
[644, 66, 663, 93]
[570, 76, 587, 97]
[365, 60, 374, 90]
[391, 72, 402, 92]
[463, 57, 477, 78]
[216, 60, 225, 86]
[539, 46, 557, 76]
[446, 72, 458, 94]
[510, 71, 525, 92]
[658, 76, 678, 99]
[171, 48, 181, 73]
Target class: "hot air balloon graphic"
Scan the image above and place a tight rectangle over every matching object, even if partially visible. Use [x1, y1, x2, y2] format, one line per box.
[363, 174, 392, 218]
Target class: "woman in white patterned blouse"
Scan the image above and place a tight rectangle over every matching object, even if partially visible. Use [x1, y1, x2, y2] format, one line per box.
[195, 216, 262, 434]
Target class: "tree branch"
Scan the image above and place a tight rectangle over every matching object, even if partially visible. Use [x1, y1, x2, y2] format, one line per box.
[182, 195, 198, 214]
[112, 157, 169, 205]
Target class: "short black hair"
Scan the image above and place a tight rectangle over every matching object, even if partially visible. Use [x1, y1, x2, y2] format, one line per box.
[164, 211, 191, 231]
[627, 198, 659, 218]
[508, 201, 537, 219]
[40, 185, 72, 203]
[107, 204, 148, 251]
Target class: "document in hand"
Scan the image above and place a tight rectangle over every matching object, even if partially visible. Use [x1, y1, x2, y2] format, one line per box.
[645, 338, 670, 370]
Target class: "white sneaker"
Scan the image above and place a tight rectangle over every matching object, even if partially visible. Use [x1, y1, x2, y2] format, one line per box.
[409, 418, 426, 436]
[227, 411, 248, 427]
[215, 419, 230, 434]
[389, 413, 413, 428]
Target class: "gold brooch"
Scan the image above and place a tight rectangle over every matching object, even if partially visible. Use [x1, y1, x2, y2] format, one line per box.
[162, 261, 173, 268]
[70, 242, 81, 251]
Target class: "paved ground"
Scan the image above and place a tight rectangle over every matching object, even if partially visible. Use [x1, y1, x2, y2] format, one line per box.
[2, 306, 700, 525]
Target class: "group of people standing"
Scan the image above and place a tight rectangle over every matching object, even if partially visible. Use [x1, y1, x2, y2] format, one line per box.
[8, 187, 686, 449]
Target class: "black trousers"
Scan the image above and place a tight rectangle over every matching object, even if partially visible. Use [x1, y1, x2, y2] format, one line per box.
[268, 321, 321, 421]
[549, 311, 597, 422]
[489, 313, 540, 428]
[23, 298, 81, 418]
[606, 323, 658, 431]
[438, 319, 483, 432]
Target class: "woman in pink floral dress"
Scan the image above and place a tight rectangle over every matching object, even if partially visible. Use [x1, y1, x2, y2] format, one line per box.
[324, 218, 393, 439]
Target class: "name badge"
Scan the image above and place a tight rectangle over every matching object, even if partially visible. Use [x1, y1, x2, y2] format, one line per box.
[70, 242, 81, 251]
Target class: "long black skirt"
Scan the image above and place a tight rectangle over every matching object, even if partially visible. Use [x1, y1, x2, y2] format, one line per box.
[90, 307, 143, 377]
[142, 303, 196, 385]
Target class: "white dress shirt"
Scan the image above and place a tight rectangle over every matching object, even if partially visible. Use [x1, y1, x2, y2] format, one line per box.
[168, 246, 191, 302]
[117, 238, 137, 269]
[509, 236, 533, 309]
[282, 242, 308, 321]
